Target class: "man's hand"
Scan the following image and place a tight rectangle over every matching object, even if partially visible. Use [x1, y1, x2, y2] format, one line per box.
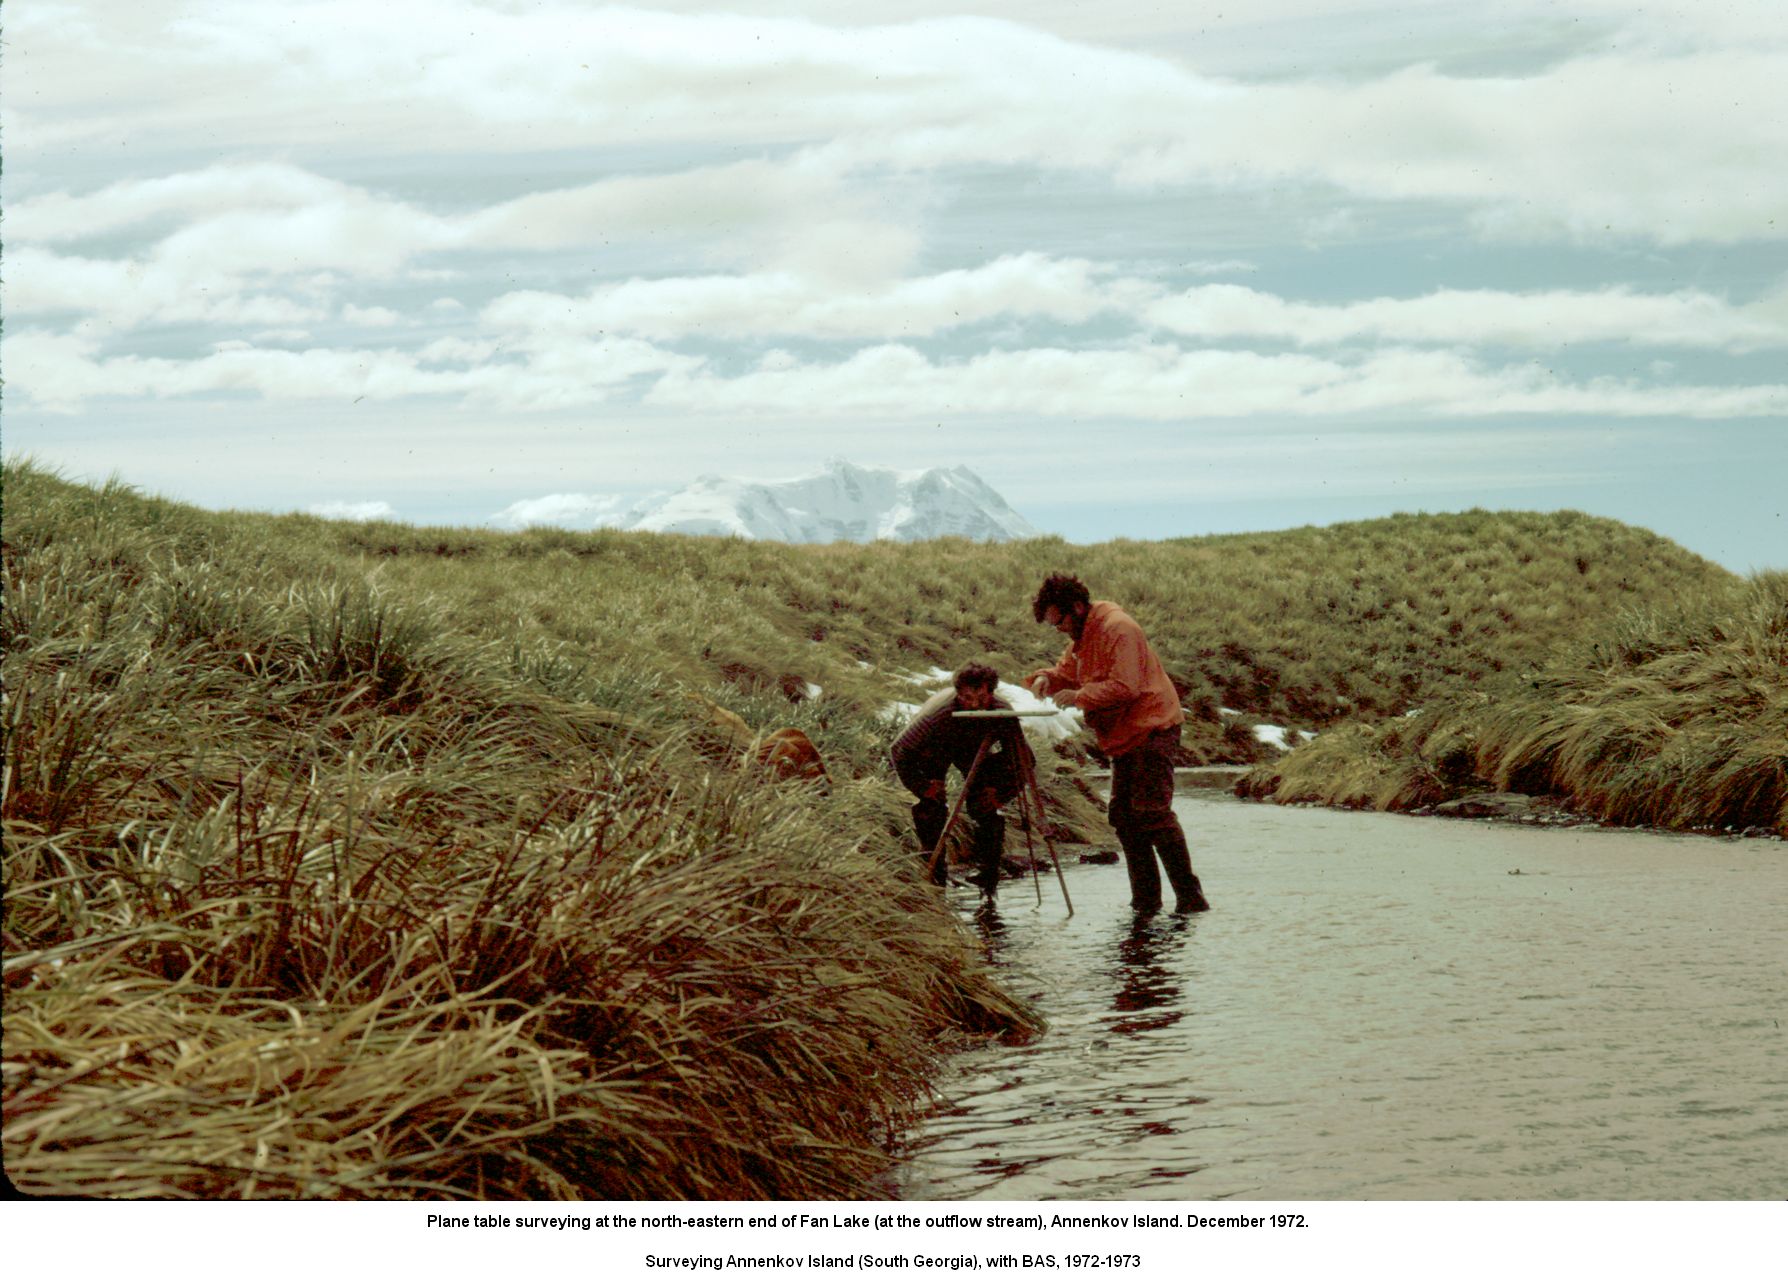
[1026, 673, 1050, 695]
[1051, 688, 1079, 708]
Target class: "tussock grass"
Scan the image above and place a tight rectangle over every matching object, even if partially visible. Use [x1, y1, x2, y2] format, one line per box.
[6, 766, 1024, 1199]
[1243, 574, 1787, 834]
[2, 462, 1036, 1199]
[307, 502, 1729, 761]
[2, 460, 1750, 1196]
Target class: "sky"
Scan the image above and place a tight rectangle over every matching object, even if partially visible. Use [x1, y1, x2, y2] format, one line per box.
[4, 0, 1785, 573]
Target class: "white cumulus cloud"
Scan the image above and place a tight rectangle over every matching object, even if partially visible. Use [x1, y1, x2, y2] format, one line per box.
[646, 341, 1788, 421]
[488, 492, 630, 530]
[482, 253, 1150, 343]
[309, 500, 399, 521]
[1146, 284, 1788, 351]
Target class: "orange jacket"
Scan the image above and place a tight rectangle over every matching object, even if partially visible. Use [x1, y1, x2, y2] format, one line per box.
[1028, 600, 1184, 757]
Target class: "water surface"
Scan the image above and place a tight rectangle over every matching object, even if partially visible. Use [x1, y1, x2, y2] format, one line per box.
[895, 788, 1787, 1200]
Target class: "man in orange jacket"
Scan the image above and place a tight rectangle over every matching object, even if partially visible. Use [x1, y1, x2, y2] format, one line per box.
[1026, 574, 1210, 913]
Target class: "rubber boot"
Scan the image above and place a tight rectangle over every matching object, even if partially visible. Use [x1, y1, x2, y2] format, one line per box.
[1117, 825, 1163, 912]
[968, 809, 1004, 895]
[1152, 821, 1210, 912]
[913, 797, 948, 886]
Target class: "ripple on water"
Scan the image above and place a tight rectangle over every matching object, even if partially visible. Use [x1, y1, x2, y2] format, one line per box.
[893, 792, 1788, 1200]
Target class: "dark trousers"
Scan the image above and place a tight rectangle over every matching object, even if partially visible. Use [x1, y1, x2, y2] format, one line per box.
[913, 793, 1005, 889]
[1108, 727, 1205, 911]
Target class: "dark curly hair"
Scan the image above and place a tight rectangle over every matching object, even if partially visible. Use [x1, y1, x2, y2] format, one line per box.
[952, 662, 1000, 692]
[1031, 573, 1091, 623]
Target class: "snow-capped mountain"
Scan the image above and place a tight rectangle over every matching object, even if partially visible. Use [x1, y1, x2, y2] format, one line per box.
[620, 460, 1038, 543]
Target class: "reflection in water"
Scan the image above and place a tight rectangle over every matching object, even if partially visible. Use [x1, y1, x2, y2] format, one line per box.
[898, 878, 1216, 1200]
[897, 789, 1788, 1200]
[972, 897, 1009, 955]
[1104, 913, 1190, 1035]
[974, 891, 1197, 1035]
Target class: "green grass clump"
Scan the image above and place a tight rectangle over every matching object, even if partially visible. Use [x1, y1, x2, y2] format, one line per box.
[1241, 574, 1788, 834]
[4, 764, 1029, 1199]
[2, 461, 1036, 1199]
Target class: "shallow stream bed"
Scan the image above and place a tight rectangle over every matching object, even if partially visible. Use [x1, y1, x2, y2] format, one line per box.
[892, 787, 1787, 1200]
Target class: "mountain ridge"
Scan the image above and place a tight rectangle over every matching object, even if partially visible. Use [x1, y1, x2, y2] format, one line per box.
[621, 459, 1038, 543]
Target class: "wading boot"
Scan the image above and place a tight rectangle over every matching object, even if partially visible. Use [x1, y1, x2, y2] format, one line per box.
[969, 811, 1005, 897]
[1152, 824, 1209, 912]
[1118, 831, 1164, 912]
[1173, 873, 1211, 913]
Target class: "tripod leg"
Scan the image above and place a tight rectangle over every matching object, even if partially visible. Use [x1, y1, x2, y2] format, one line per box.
[1015, 764, 1044, 907]
[1019, 743, 1073, 919]
[926, 734, 993, 885]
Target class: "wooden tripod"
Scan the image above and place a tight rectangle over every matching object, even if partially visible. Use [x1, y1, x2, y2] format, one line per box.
[925, 727, 1073, 917]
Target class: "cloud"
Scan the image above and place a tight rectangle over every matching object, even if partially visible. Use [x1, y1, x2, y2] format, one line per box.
[417, 337, 500, 366]
[461, 157, 921, 277]
[481, 258, 1788, 354]
[12, 313, 1781, 422]
[646, 341, 1787, 421]
[1560, 0, 1788, 54]
[6, 155, 883, 268]
[341, 304, 404, 327]
[9, 5, 1784, 247]
[1146, 284, 1788, 350]
[3, 330, 703, 413]
[5, 245, 330, 333]
[4, 333, 468, 411]
[1185, 259, 1257, 277]
[4, 158, 917, 334]
[482, 253, 1149, 343]
[4, 166, 447, 335]
[488, 492, 630, 530]
[6, 162, 371, 244]
[310, 499, 399, 521]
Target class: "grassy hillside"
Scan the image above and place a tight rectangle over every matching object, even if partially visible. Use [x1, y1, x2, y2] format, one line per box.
[1236, 572, 1788, 835]
[0, 460, 1743, 1197]
[217, 494, 1729, 765]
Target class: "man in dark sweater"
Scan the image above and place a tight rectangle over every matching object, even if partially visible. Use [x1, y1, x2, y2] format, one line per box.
[890, 662, 1031, 895]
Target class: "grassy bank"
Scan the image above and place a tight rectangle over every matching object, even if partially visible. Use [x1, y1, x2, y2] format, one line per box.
[1, 464, 1037, 1199]
[1237, 573, 1788, 835]
[0, 461, 1748, 1196]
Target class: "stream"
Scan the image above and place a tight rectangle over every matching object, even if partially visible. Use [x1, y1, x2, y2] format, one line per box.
[892, 782, 1787, 1200]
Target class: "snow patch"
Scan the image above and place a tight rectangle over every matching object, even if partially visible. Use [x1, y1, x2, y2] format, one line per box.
[1224, 708, 1311, 750]
[1252, 723, 1316, 750]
